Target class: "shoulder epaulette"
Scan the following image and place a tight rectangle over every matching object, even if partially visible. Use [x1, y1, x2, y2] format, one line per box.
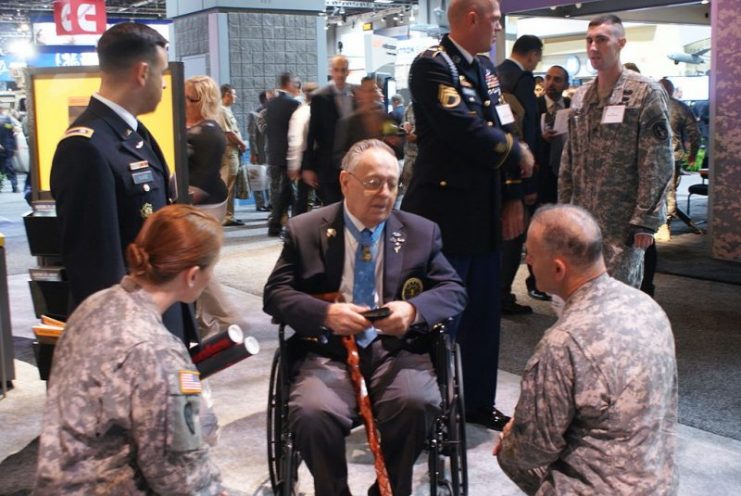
[61, 127, 94, 140]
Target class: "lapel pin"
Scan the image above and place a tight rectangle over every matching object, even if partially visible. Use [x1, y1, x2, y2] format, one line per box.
[136, 140, 144, 149]
[326, 228, 336, 238]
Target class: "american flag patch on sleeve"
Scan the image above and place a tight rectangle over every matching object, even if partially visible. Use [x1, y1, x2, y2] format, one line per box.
[178, 369, 202, 394]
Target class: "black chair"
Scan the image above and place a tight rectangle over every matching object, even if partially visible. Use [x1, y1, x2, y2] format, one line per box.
[267, 322, 468, 496]
[687, 173, 708, 216]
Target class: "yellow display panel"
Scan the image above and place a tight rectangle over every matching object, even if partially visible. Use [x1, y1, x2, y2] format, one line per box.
[31, 69, 177, 192]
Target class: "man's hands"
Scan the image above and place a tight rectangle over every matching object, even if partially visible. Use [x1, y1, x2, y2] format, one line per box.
[542, 128, 559, 143]
[501, 199, 525, 241]
[492, 417, 515, 457]
[287, 169, 300, 181]
[323, 301, 417, 338]
[302, 170, 319, 189]
[324, 303, 372, 336]
[374, 301, 416, 337]
[519, 143, 535, 179]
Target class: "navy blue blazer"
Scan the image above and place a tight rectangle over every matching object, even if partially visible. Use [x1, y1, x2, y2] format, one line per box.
[263, 203, 467, 358]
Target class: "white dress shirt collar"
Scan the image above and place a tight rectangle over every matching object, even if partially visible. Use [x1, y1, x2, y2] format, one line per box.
[92, 93, 138, 131]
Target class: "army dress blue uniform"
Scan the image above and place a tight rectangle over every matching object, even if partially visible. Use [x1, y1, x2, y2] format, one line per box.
[51, 96, 195, 343]
[401, 35, 525, 417]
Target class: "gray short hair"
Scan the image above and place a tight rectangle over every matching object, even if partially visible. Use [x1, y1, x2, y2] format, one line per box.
[531, 204, 603, 268]
[341, 139, 397, 173]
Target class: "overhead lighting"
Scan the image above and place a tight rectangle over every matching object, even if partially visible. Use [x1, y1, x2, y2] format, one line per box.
[701, 0, 709, 3]
[375, 0, 394, 4]
[8, 39, 35, 59]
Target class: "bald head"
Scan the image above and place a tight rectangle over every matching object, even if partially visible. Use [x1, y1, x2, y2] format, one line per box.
[448, 0, 501, 55]
[531, 205, 603, 270]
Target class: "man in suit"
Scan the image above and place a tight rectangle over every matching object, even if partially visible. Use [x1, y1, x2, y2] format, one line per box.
[247, 90, 272, 211]
[497, 34, 543, 315]
[401, 0, 533, 431]
[302, 55, 354, 205]
[264, 139, 466, 495]
[266, 72, 301, 237]
[50, 23, 194, 344]
[525, 65, 571, 301]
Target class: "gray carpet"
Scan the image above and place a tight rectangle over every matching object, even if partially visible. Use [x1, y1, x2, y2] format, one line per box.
[655, 221, 741, 286]
[499, 271, 741, 441]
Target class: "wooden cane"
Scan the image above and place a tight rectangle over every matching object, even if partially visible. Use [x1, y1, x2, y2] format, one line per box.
[341, 335, 393, 496]
[312, 292, 393, 495]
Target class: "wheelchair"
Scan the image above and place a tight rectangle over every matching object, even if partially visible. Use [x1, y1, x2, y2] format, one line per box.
[267, 321, 468, 495]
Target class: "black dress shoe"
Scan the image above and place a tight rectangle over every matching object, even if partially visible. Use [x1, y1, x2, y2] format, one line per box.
[466, 407, 511, 431]
[528, 288, 552, 301]
[223, 219, 245, 227]
[501, 298, 533, 315]
[267, 227, 283, 237]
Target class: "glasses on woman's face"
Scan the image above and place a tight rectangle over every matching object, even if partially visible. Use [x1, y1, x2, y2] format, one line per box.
[348, 171, 398, 192]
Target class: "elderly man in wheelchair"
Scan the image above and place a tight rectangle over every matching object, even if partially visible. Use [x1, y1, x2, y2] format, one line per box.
[264, 139, 467, 495]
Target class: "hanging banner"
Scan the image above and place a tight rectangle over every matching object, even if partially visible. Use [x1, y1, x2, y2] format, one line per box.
[54, 0, 107, 36]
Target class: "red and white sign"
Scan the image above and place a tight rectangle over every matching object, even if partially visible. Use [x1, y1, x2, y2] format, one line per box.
[54, 0, 107, 36]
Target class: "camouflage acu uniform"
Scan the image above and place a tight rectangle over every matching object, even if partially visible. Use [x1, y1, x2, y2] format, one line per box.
[665, 97, 701, 221]
[36, 277, 223, 495]
[559, 70, 673, 287]
[498, 273, 678, 495]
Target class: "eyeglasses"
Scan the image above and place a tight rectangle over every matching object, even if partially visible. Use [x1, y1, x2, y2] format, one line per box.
[347, 171, 398, 192]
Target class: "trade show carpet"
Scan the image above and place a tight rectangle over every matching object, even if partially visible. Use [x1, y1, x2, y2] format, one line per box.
[499, 270, 741, 442]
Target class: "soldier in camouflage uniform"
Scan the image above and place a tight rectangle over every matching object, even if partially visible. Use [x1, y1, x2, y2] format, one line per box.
[495, 204, 678, 495]
[36, 205, 224, 495]
[657, 77, 703, 237]
[559, 15, 673, 288]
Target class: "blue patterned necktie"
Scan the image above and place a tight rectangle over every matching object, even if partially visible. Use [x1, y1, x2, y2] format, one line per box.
[346, 215, 385, 347]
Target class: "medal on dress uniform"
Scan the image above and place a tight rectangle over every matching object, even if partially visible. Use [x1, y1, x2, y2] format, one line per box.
[129, 160, 149, 170]
[140, 202, 153, 219]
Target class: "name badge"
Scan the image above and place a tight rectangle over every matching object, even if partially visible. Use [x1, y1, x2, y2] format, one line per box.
[129, 160, 149, 170]
[601, 105, 625, 124]
[496, 103, 515, 126]
[132, 169, 154, 185]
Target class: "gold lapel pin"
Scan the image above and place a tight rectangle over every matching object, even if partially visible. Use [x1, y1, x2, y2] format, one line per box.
[326, 228, 336, 238]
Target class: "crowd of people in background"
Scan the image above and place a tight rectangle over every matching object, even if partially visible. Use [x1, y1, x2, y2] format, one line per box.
[25, 0, 709, 491]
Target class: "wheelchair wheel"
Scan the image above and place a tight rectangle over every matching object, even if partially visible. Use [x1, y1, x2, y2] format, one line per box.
[429, 334, 468, 496]
[267, 348, 299, 495]
[446, 343, 468, 496]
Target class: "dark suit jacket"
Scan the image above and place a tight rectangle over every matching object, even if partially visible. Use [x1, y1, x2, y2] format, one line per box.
[401, 34, 524, 256]
[51, 97, 194, 342]
[497, 59, 539, 152]
[263, 203, 467, 358]
[302, 85, 348, 183]
[535, 95, 571, 204]
[266, 90, 300, 168]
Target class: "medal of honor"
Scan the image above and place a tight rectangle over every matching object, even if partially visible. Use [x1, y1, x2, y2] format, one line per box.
[362, 245, 372, 262]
